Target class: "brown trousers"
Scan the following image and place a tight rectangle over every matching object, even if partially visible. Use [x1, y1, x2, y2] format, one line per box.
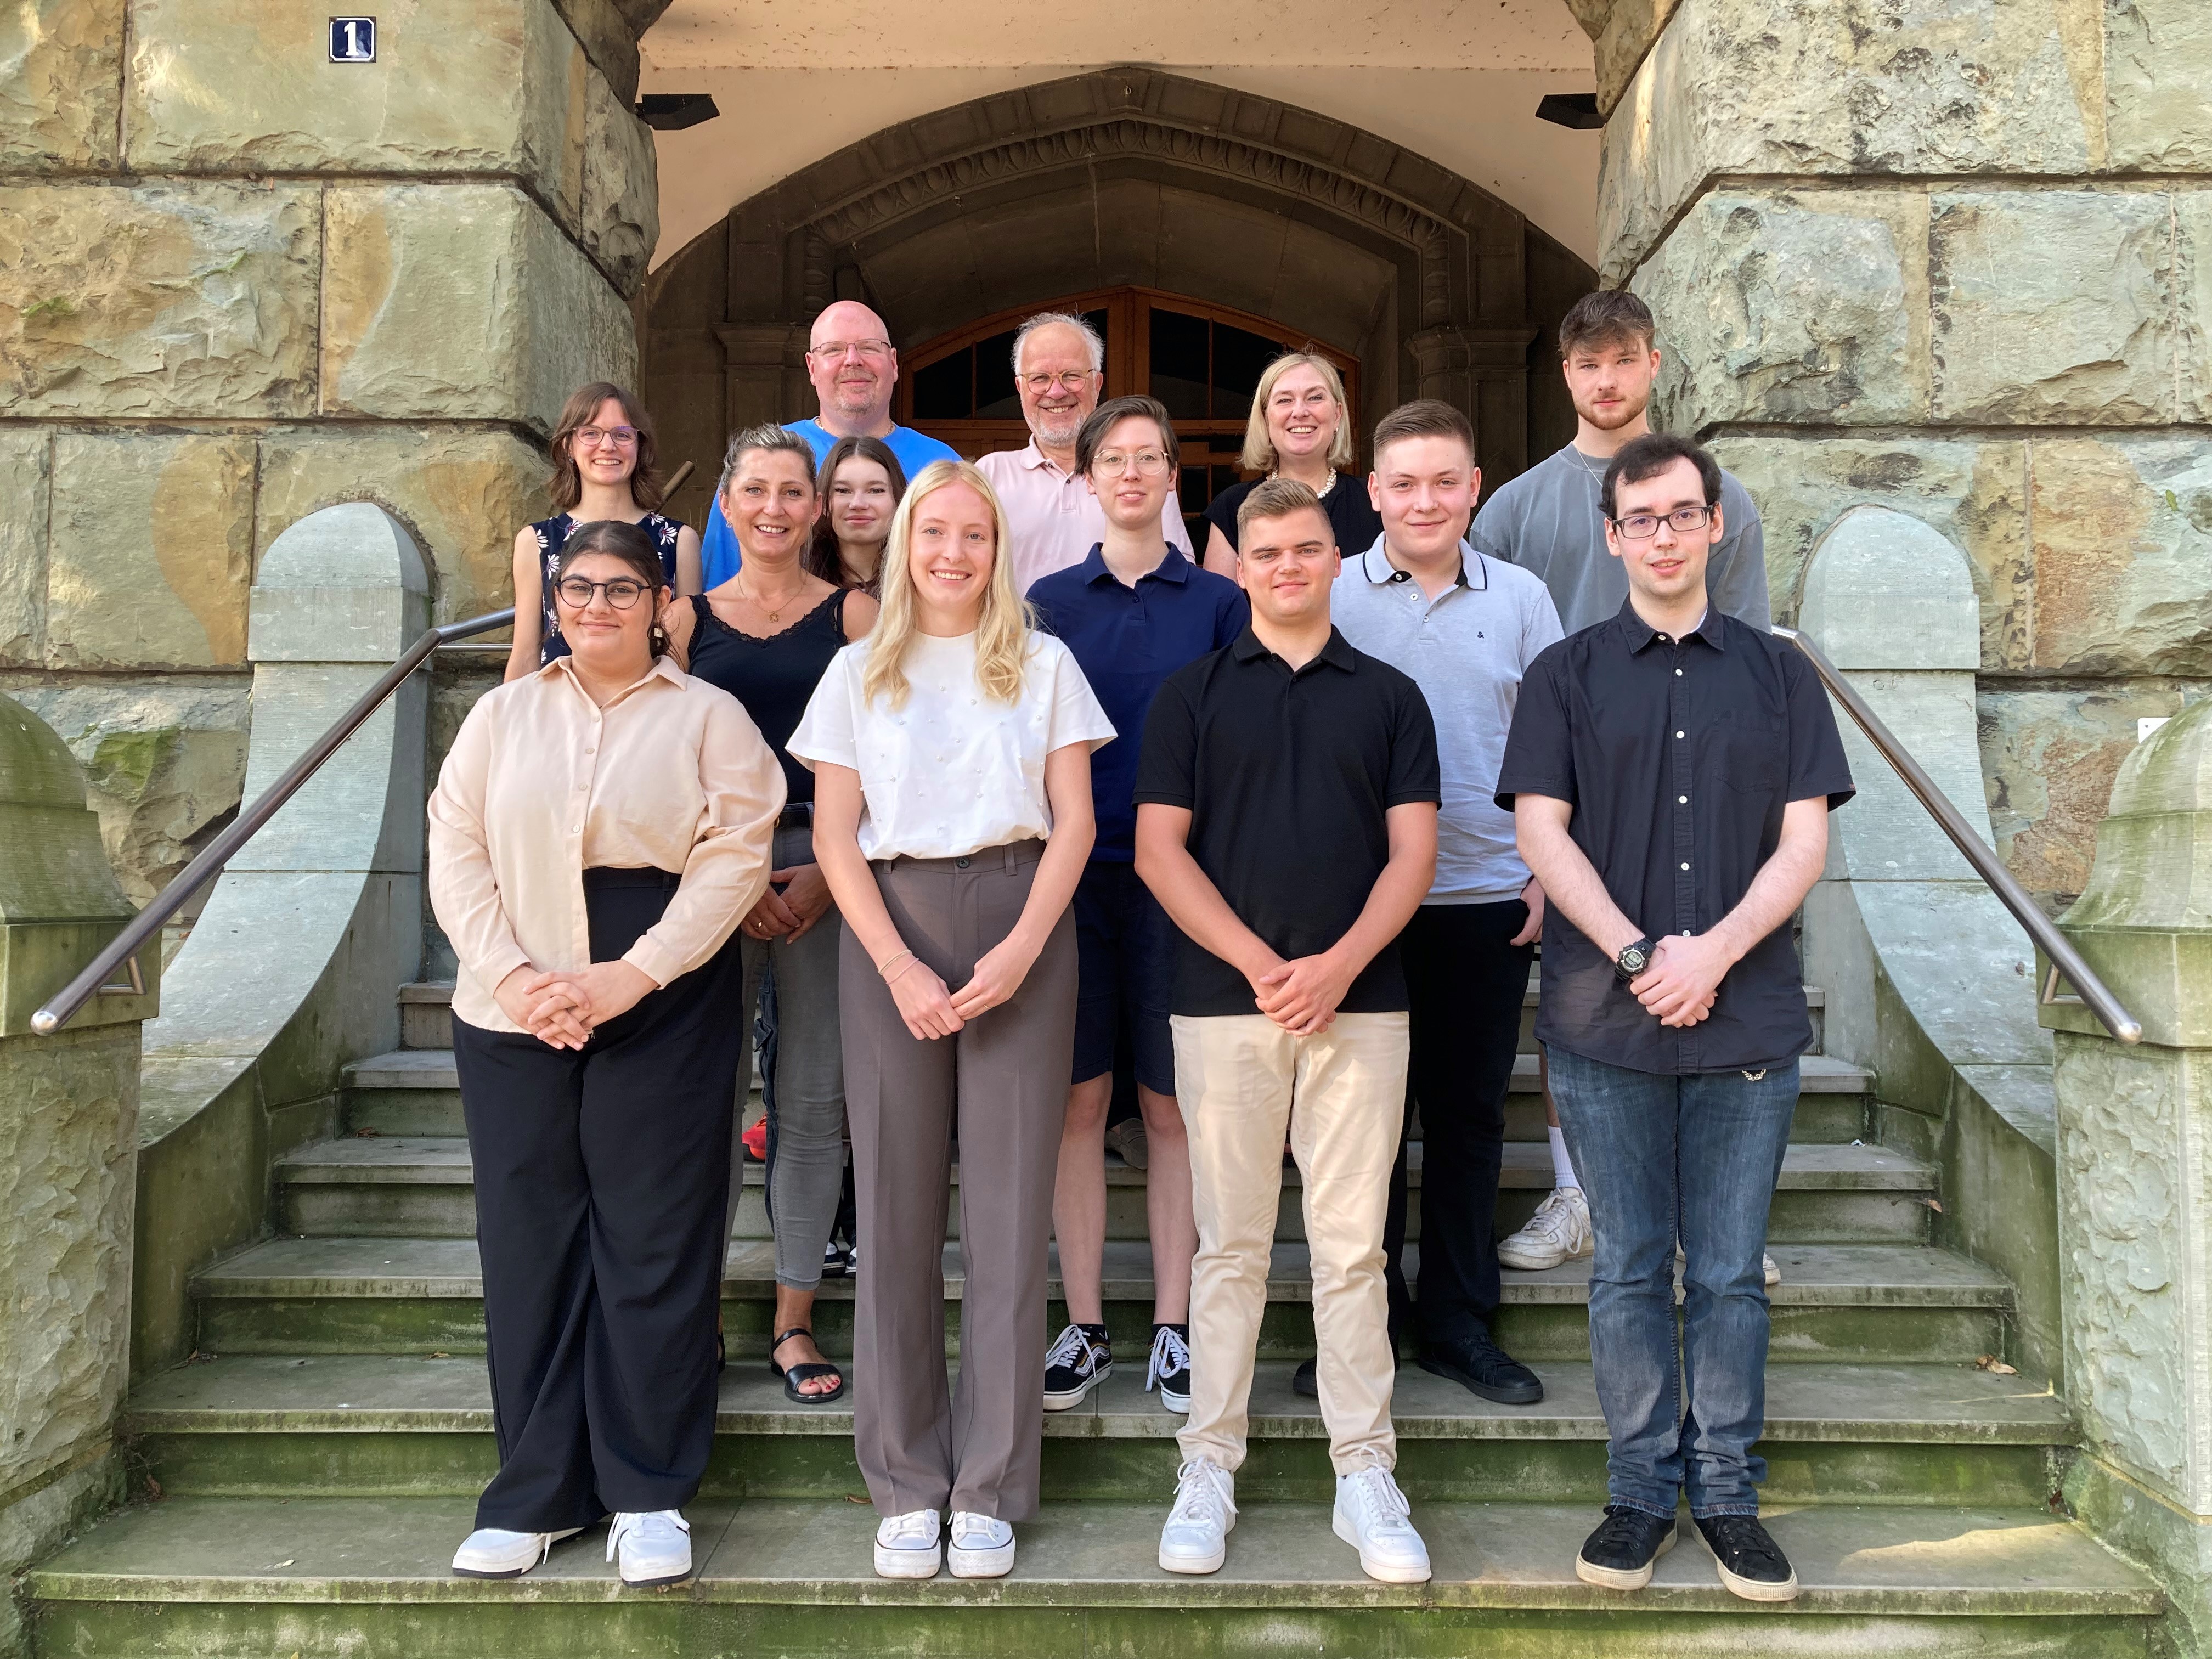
[840, 840, 1077, 1521]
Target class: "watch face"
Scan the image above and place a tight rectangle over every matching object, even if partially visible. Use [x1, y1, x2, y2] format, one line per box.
[1619, 943, 1651, 976]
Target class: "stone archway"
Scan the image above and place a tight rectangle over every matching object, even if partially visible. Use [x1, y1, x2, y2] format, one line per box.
[642, 68, 1595, 526]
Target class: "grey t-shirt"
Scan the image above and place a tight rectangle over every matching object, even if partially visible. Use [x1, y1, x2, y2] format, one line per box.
[1469, 444, 1771, 635]
[1331, 539, 1565, 904]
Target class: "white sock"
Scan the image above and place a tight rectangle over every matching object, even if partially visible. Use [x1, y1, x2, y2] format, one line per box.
[1548, 1126, 1579, 1191]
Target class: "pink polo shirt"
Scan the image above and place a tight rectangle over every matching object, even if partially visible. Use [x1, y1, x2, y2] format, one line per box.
[977, 441, 1193, 599]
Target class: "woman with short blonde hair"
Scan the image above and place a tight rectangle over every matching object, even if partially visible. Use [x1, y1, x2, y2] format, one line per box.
[1201, 349, 1381, 576]
[790, 459, 1114, 1584]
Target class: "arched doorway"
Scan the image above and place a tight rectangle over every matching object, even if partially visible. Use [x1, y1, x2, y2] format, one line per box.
[896, 286, 1362, 541]
[642, 69, 1594, 534]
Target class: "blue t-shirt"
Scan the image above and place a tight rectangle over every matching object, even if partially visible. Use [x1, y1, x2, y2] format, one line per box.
[701, 420, 962, 588]
[1028, 545, 1249, 861]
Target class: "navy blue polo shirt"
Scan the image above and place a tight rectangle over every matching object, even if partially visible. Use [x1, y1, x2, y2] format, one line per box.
[1028, 544, 1248, 861]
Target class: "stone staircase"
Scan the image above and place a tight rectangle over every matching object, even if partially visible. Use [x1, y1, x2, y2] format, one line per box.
[27, 979, 2166, 1656]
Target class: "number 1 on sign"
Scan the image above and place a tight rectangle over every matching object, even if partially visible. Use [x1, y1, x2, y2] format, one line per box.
[330, 17, 376, 61]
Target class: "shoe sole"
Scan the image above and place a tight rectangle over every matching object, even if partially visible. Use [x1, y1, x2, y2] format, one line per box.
[1575, 1524, 1677, 1591]
[451, 1526, 584, 1579]
[1156, 1385, 1190, 1413]
[1042, 1360, 1112, 1412]
[873, 1545, 942, 1579]
[1416, 1354, 1544, 1406]
[618, 1565, 693, 1588]
[946, 1541, 1015, 1578]
[1715, 1559, 1801, 1602]
[1330, 1512, 1431, 1584]
[1498, 1238, 1593, 1272]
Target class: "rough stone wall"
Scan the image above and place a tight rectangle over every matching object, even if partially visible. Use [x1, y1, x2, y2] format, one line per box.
[1587, 0, 2212, 906]
[0, 0, 658, 908]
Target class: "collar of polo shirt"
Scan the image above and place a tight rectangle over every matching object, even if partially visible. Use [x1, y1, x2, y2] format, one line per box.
[1231, 624, 1358, 672]
[1358, 538, 1485, 591]
[1080, 543, 1190, 586]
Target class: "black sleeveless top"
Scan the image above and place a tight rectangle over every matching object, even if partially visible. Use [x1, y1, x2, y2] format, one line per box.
[684, 590, 851, 805]
[532, 511, 684, 665]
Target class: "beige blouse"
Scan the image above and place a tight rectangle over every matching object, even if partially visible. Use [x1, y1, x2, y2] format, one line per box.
[427, 655, 786, 1034]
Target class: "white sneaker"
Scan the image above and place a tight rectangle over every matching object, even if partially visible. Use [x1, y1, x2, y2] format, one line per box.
[1158, 1458, 1237, 1575]
[1499, 1186, 1593, 1270]
[874, 1509, 942, 1579]
[450, 1525, 582, 1579]
[1675, 1241, 1782, 1286]
[1332, 1460, 1431, 1584]
[606, 1510, 692, 1587]
[947, 1511, 1015, 1578]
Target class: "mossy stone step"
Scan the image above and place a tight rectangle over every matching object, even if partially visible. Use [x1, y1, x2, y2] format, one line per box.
[275, 1136, 1932, 1244]
[127, 1354, 2074, 1508]
[27, 1494, 2159, 1658]
[189, 1239, 2013, 1366]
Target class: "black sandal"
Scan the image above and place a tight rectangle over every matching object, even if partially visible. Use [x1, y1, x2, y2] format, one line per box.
[769, 1327, 845, 1404]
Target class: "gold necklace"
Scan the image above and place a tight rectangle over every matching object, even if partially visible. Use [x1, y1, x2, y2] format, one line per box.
[736, 574, 806, 625]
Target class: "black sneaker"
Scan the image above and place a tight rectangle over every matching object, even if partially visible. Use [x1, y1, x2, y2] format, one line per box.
[1042, 1322, 1112, 1411]
[1293, 1357, 1318, 1398]
[1418, 1333, 1544, 1406]
[1695, 1514, 1799, 1602]
[1146, 1324, 1191, 1413]
[1575, 1506, 1678, 1591]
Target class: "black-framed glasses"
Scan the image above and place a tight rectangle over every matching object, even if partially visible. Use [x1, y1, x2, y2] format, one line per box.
[1611, 505, 1714, 539]
[555, 577, 650, 609]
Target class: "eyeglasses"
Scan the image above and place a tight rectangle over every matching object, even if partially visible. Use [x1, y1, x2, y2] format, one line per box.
[1092, 450, 1170, 476]
[554, 577, 650, 609]
[575, 425, 639, 449]
[1021, 370, 1094, 395]
[1611, 505, 1714, 539]
[809, 340, 892, 362]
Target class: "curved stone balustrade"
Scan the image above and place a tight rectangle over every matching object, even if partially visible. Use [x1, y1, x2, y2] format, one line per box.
[131, 503, 430, 1378]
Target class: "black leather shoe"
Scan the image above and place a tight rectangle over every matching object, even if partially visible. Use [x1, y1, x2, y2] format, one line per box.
[1418, 1333, 1544, 1404]
[1292, 1357, 1318, 1398]
[1575, 1506, 1677, 1591]
[1695, 1514, 1800, 1602]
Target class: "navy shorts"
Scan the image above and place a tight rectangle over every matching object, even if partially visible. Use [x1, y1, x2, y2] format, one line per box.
[1071, 859, 1178, 1095]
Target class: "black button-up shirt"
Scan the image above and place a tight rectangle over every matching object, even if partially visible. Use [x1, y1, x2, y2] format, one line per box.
[1495, 600, 1854, 1074]
[1135, 625, 1441, 1018]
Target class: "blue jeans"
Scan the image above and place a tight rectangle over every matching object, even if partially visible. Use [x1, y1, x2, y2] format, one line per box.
[1545, 1045, 1799, 1519]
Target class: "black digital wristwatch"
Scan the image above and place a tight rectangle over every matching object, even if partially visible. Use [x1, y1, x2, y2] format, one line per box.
[1614, 938, 1657, 981]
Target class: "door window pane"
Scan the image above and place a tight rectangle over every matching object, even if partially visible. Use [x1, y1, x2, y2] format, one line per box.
[912, 349, 972, 421]
[1149, 308, 1209, 420]
[1211, 322, 1279, 418]
[973, 328, 1021, 420]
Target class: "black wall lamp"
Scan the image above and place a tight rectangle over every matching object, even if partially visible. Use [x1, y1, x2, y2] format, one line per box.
[637, 93, 721, 131]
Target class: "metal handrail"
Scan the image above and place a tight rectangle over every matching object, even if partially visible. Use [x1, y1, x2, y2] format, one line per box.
[31, 606, 517, 1036]
[1774, 625, 2142, 1046]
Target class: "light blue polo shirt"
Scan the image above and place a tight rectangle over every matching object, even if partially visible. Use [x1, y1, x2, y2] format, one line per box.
[1331, 537, 1565, 903]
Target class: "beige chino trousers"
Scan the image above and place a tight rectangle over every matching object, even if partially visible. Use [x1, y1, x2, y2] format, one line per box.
[1171, 1011, 1409, 1476]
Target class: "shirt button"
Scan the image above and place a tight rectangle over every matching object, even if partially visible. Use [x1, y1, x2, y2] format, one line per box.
[1675, 669, 1684, 676]
[1680, 861, 1690, 871]
[956, 856, 972, 870]
[1678, 795, 1688, 804]
[1675, 730, 1685, 739]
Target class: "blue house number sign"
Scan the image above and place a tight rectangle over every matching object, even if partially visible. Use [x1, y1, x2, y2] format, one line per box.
[329, 17, 376, 61]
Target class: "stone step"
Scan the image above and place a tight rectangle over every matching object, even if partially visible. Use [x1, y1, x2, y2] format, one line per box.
[275, 1136, 1935, 1245]
[27, 1495, 2160, 1659]
[396, 977, 1828, 1054]
[126, 1354, 2074, 1508]
[190, 1238, 2013, 1367]
[343, 1047, 1876, 1139]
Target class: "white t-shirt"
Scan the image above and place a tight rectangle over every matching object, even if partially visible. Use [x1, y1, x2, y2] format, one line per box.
[788, 630, 1116, 861]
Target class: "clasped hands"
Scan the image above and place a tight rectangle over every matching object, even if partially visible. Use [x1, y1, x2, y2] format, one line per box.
[1244, 949, 1355, 1037]
[882, 929, 1045, 1041]
[1626, 930, 1734, 1028]
[494, 960, 657, 1051]
[741, 863, 834, 942]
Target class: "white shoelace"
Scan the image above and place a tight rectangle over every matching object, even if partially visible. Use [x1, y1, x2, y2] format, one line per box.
[1147, 1327, 1190, 1393]
[1170, 1459, 1237, 1527]
[1045, 1324, 1102, 1373]
[879, 1509, 939, 1545]
[1341, 1464, 1414, 1533]
[1523, 1189, 1581, 1243]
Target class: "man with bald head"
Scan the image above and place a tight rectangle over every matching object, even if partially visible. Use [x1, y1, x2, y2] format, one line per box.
[979, 313, 1191, 597]
[701, 300, 961, 586]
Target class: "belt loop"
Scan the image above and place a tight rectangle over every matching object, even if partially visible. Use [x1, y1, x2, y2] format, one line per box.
[1002, 842, 1018, 874]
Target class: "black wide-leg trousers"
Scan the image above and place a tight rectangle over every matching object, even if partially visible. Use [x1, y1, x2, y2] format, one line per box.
[453, 869, 746, 1532]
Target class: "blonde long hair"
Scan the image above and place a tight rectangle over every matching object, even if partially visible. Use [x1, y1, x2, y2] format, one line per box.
[1240, 351, 1356, 472]
[861, 460, 1033, 709]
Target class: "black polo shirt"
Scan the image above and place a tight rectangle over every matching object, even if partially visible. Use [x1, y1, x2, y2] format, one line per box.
[1135, 625, 1441, 1018]
[1494, 600, 1854, 1075]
